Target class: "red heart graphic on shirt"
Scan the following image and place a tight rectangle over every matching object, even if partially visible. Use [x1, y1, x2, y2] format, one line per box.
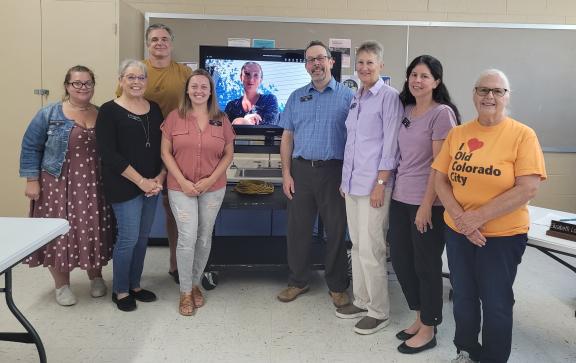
[467, 138, 484, 152]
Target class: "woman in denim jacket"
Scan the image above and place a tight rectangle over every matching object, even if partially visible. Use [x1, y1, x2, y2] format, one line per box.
[19, 65, 114, 306]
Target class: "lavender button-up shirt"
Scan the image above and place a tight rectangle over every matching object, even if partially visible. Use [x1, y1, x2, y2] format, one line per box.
[341, 78, 403, 196]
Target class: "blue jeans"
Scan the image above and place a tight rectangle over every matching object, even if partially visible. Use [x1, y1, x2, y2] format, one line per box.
[111, 194, 159, 294]
[446, 227, 527, 363]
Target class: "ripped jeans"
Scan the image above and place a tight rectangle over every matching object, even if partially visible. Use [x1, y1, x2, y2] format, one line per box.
[168, 188, 225, 293]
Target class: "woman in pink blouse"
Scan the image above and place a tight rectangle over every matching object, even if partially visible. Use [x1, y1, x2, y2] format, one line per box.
[161, 69, 234, 316]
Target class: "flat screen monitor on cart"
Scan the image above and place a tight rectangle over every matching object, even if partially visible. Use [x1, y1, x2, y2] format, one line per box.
[199, 45, 342, 139]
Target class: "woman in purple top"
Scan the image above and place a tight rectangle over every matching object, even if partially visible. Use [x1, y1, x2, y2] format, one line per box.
[338, 41, 403, 335]
[389, 55, 460, 354]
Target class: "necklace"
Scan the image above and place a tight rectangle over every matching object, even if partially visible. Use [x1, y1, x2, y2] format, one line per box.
[67, 99, 92, 111]
[128, 113, 151, 148]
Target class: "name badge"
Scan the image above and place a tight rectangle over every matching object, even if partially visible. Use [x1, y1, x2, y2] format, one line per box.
[209, 119, 222, 126]
[300, 95, 313, 102]
[401, 117, 411, 128]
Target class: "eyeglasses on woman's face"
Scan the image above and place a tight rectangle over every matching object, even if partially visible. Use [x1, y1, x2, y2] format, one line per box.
[474, 87, 508, 97]
[68, 80, 94, 89]
[123, 74, 147, 83]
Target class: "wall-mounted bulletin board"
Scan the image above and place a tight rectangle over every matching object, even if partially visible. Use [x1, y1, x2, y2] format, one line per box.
[147, 13, 576, 152]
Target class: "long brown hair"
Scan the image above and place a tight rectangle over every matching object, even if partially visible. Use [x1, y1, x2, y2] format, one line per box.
[178, 69, 224, 119]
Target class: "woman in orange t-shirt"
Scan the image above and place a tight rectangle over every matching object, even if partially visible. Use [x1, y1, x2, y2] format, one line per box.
[161, 69, 234, 316]
[432, 69, 546, 363]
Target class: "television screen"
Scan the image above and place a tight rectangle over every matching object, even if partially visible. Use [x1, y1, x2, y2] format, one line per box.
[200, 45, 342, 134]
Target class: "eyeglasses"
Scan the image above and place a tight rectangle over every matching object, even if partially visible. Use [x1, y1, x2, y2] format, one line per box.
[474, 87, 508, 97]
[67, 81, 94, 89]
[124, 75, 147, 82]
[305, 55, 331, 64]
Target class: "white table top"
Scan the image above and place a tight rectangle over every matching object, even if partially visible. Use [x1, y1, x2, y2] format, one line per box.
[528, 206, 576, 256]
[0, 217, 70, 273]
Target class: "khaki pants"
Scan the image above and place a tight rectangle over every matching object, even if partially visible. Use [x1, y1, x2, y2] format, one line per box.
[345, 190, 391, 320]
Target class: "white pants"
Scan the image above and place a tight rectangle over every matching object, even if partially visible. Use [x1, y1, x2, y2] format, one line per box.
[168, 188, 225, 293]
[345, 190, 391, 320]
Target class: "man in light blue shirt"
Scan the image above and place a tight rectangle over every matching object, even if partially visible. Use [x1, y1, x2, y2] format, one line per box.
[277, 40, 354, 308]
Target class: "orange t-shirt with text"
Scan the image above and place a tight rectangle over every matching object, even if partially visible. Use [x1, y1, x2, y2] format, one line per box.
[432, 117, 547, 237]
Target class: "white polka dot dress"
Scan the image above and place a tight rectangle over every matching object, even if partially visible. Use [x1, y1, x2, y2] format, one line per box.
[24, 125, 114, 272]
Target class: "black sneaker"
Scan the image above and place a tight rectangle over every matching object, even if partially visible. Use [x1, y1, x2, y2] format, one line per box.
[129, 289, 157, 302]
[112, 293, 136, 312]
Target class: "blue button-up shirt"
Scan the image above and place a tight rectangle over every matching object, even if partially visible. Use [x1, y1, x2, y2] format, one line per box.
[279, 78, 353, 160]
[341, 79, 404, 196]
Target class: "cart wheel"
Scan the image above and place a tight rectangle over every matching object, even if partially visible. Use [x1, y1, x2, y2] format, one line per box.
[202, 272, 218, 290]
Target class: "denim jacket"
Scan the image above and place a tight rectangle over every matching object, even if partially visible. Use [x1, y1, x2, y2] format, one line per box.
[19, 102, 75, 178]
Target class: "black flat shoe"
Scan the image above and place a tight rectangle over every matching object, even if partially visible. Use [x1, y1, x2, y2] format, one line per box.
[396, 326, 437, 341]
[396, 330, 416, 341]
[112, 293, 136, 312]
[169, 270, 179, 284]
[397, 336, 437, 354]
[129, 289, 157, 302]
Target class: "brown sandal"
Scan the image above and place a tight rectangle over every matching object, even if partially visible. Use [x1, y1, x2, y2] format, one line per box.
[179, 292, 195, 316]
[191, 286, 204, 308]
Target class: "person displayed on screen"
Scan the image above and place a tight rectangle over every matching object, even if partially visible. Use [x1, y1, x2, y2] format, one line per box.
[19, 65, 114, 306]
[97, 59, 166, 312]
[388, 55, 459, 354]
[224, 61, 279, 125]
[161, 69, 234, 316]
[432, 69, 546, 363]
[119, 23, 193, 284]
[337, 41, 403, 335]
[276, 40, 353, 309]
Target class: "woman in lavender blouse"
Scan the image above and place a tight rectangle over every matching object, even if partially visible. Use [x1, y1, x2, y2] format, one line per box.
[389, 55, 460, 354]
[338, 41, 403, 335]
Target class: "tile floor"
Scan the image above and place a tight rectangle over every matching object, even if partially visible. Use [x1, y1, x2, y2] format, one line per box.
[1, 246, 575, 363]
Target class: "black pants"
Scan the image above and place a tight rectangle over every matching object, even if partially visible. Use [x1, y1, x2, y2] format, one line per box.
[286, 158, 348, 292]
[388, 199, 446, 326]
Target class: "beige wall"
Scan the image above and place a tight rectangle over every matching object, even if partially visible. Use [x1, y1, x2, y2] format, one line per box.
[3, 0, 575, 217]
[124, 0, 576, 24]
[532, 153, 576, 213]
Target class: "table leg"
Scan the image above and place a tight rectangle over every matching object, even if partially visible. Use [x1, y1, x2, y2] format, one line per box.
[0, 268, 47, 363]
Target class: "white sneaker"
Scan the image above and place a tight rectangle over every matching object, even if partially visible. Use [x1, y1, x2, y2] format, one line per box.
[90, 277, 107, 298]
[55, 285, 77, 306]
[451, 351, 477, 363]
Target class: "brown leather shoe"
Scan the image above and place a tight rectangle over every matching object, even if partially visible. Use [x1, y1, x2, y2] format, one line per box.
[277, 286, 309, 302]
[329, 291, 350, 308]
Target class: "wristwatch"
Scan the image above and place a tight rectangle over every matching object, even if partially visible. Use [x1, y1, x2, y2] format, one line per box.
[377, 179, 386, 185]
